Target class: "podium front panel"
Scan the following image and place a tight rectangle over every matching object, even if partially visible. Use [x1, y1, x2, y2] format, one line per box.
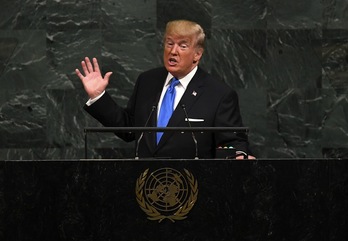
[1, 159, 347, 241]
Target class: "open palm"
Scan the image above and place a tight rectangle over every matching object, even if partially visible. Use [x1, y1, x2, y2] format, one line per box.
[75, 57, 113, 99]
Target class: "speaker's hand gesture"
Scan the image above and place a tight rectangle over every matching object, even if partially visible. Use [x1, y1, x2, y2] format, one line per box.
[75, 57, 113, 99]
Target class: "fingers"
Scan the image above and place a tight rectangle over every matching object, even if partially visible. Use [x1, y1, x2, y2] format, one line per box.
[75, 68, 84, 80]
[78, 57, 98, 76]
[93, 58, 101, 74]
[76, 57, 109, 82]
[236, 155, 256, 160]
[81, 59, 89, 76]
[85, 57, 94, 73]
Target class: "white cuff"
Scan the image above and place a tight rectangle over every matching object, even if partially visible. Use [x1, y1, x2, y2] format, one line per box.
[236, 150, 248, 157]
[86, 91, 105, 106]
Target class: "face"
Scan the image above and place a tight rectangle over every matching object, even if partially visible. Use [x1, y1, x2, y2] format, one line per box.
[163, 34, 203, 79]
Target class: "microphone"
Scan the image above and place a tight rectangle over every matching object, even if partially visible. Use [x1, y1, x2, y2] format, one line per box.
[181, 104, 199, 159]
[135, 105, 157, 159]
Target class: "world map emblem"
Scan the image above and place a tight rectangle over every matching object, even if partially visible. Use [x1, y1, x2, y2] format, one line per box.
[135, 168, 198, 222]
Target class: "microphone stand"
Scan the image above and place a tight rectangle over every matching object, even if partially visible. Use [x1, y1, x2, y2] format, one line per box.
[135, 105, 157, 159]
[181, 104, 199, 159]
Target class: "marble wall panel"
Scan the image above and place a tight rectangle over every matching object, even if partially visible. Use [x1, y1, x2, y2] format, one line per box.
[0, 0, 46, 30]
[322, 0, 348, 29]
[212, 0, 266, 29]
[268, 0, 322, 29]
[0, 161, 3, 240]
[0, 0, 348, 159]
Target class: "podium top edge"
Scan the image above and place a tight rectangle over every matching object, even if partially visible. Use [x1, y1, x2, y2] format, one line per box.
[1, 158, 346, 162]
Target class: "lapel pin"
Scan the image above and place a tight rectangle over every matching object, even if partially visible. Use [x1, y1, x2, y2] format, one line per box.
[192, 91, 197, 96]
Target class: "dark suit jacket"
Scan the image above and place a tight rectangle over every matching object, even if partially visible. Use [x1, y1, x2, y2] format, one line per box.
[84, 67, 251, 159]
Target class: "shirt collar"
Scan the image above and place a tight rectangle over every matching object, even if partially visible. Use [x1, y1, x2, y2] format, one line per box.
[165, 66, 198, 89]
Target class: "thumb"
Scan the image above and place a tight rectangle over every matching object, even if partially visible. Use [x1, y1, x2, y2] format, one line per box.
[104, 72, 113, 83]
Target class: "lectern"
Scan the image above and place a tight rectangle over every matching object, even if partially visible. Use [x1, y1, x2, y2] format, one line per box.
[1, 126, 347, 240]
[1, 158, 347, 241]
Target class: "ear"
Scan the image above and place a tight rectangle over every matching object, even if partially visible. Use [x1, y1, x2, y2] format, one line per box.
[193, 48, 204, 63]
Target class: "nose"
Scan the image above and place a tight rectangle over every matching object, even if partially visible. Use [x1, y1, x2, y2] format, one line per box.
[170, 44, 179, 54]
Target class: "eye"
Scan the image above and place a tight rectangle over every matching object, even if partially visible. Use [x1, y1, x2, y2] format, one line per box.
[166, 41, 174, 47]
[179, 44, 188, 49]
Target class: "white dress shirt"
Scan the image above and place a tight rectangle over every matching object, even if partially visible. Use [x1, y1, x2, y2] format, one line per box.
[157, 66, 198, 117]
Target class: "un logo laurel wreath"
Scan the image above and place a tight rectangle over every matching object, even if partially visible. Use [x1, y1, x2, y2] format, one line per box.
[135, 168, 198, 223]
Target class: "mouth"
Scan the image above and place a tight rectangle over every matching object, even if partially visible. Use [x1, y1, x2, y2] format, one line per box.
[168, 57, 178, 66]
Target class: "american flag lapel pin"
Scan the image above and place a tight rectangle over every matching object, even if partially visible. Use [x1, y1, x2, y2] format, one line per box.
[192, 91, 197, 96]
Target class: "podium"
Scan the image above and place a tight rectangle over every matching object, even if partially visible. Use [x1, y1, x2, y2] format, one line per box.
[1, 158, 347, 241]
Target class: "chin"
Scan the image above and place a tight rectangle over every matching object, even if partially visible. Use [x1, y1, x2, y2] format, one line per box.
[165, 65, 177, 73]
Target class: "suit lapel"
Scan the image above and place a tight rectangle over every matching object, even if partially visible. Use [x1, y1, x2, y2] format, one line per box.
[143, 69, 168, 152]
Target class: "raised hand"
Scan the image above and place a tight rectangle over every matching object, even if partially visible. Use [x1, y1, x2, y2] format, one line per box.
[75, 57, 113, 99]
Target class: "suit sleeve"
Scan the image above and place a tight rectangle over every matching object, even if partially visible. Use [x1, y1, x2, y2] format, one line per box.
[214, 89, 251, 154]
[84, 88, 137, 142]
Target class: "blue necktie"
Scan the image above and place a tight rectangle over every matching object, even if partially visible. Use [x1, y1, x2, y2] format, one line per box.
[157, 77, 180, 144]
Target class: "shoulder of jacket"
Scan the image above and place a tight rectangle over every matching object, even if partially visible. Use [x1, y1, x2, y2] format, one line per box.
[139, 67, 167, 78]
[197, 68, 234, 92]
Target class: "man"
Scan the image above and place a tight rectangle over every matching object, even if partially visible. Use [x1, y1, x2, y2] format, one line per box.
[76, 19, 255, 159]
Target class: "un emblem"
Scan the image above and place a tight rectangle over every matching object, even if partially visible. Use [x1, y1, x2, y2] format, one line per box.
[135, 168, 198, 222]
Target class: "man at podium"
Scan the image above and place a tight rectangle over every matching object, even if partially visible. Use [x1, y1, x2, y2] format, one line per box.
[76, 19, 255, 160]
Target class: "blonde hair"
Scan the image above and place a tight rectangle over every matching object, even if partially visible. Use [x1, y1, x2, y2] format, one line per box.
[164, 20, 205, 49]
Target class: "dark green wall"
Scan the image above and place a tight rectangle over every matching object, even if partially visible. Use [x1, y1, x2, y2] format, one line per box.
[0, 0, 347, 159]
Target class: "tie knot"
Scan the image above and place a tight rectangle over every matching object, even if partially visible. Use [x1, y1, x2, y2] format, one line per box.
[169, 77, 180, 89]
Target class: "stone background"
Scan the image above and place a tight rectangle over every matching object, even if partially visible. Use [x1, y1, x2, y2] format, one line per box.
[0, 0, 348, 160]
